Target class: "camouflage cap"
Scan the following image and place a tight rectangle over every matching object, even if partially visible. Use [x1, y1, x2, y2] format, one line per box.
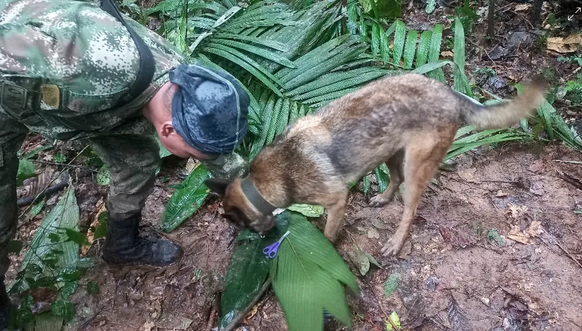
[169, 64, 249, 155]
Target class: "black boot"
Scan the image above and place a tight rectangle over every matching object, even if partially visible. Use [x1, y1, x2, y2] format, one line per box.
[102, 213, 183, 266]
[0, 277, 10, 331]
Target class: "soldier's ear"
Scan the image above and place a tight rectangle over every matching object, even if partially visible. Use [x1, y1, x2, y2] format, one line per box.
[205, 178, 231, 197]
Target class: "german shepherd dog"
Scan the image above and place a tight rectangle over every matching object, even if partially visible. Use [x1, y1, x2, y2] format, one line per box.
[205, 73, 546, 256]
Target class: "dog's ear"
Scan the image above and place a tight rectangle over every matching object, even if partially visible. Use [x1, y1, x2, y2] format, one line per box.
[204, 178, 231, 197]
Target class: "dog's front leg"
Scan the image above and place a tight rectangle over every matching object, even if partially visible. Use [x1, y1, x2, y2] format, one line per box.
[322, 191, 349, 243]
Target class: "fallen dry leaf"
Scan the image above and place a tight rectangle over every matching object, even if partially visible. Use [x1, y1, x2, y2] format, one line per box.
[458, 168, 480, 184]
[506, 203, 528, 220]
[367, 227, 380, 239]
[142, 321, 155, 331]
[515, 3, 529, 11]
[526, 220, 544, 238]
[507, 225, 529, 244]
[244, 303, 260, 321]
[547, 34, 582, 54]
[438, 225, 477, 249]
[185, 158, 200, 173]
[506, 221, 545, 244]
[441, 50, 454, 58]
[82, 199, 106, 255]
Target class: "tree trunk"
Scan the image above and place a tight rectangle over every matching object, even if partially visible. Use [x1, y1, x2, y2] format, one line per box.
[530, 0, 544, 27]
[487, 0, 496, 39]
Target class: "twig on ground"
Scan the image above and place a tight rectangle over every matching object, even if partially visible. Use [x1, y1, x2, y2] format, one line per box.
[222, 279, 272, 331]
[558, 172, 582, 191]
[17, 181, 69, 207]
[553, 160, 582, 165]
[539, 235, 582, 270]
[18, 145, 89, 219]
[206, 296, 219, 331]
[33, 159, 95, 170]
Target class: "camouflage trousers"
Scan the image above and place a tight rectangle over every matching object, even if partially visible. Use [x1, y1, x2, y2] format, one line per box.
[0, 110, 160, 277]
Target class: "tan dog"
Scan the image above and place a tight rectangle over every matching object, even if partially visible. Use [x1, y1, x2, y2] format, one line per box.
[205, 73, 546, 256]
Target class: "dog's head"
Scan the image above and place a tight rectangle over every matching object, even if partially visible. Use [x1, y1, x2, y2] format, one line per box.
[205, 178, 276, 234]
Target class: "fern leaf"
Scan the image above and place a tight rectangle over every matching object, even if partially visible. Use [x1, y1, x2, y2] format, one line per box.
[427, 24, 445, 82]
[402, 30, 418, 69]
[202, 44, 284, 96]
[392, 20, 406, 66]
[212, 38, 296, 68]
[415, 30, 432, 67]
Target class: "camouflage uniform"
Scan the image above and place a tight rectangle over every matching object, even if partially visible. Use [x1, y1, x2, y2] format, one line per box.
[0, 0, 243, 276]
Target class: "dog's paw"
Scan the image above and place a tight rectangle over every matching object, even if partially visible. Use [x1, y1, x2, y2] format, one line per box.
[369, 195, 390, 207]
[381, 237, 405, 257]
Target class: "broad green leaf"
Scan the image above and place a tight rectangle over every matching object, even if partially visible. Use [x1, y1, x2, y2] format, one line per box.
[372, 23, 381, 55]
[34, 314, 64, 331]
[416, 30, 432, 67]
[452, 17, 472, 96]
[64, 229, 90, 246]
[486, 229, 506, 246]
[392, 20, 406, 66]
[379, 25, 391, 63]
[161, 164, 212, 232]
[427, 24, 445, 82]
[425, 0, 437, 14]
[386, 311, 402, 330]
[20, 183, 80, 296]
[375, 163, 389, 193]
[270, 212, 358, 331]
[87, 281, 100, 295]
[287, 204, 324, 217]
[96, 165, 110, 186]
[379, 0, 402, 18]
[383, 272, 400, 297]
[29, 199, 45, 217]
[50, 299, 75, 323]
[359, 0, 373, 14]
[402, 30, 418, 69]
[17, 158, 36, 186]
[22, 144, 52, 159]
[220, 213, 291, 329]
[219, 238, 272, 329]
[363, 174, 371, 195]
[54, 153, 66, 163]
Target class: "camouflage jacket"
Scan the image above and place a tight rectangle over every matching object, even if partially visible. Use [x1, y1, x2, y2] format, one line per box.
[0, 0, 188, 140]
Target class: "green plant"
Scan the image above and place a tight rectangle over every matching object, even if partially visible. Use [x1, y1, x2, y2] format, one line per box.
[8, 183, 93, 330]
[564, 78, 582, 106]
[453, 0, 479, 34]
[219, 210, 358, 331]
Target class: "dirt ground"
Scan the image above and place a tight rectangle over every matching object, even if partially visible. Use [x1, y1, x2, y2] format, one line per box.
[5, 0, 582, 330]
[49, 141, 579, 331]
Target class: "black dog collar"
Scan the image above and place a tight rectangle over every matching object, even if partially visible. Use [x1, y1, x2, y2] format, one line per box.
[240, 176, 277, 215]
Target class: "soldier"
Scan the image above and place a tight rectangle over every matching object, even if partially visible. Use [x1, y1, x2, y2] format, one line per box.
[0, 0, 250, 328]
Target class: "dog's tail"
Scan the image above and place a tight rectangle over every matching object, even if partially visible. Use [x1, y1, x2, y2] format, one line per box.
[459, 76, 547, 130]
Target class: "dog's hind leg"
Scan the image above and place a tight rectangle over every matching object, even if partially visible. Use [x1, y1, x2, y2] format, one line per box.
[369, 149, 405, 207]
[381, 129, 455, 256]
[322, 190, 349, 243]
